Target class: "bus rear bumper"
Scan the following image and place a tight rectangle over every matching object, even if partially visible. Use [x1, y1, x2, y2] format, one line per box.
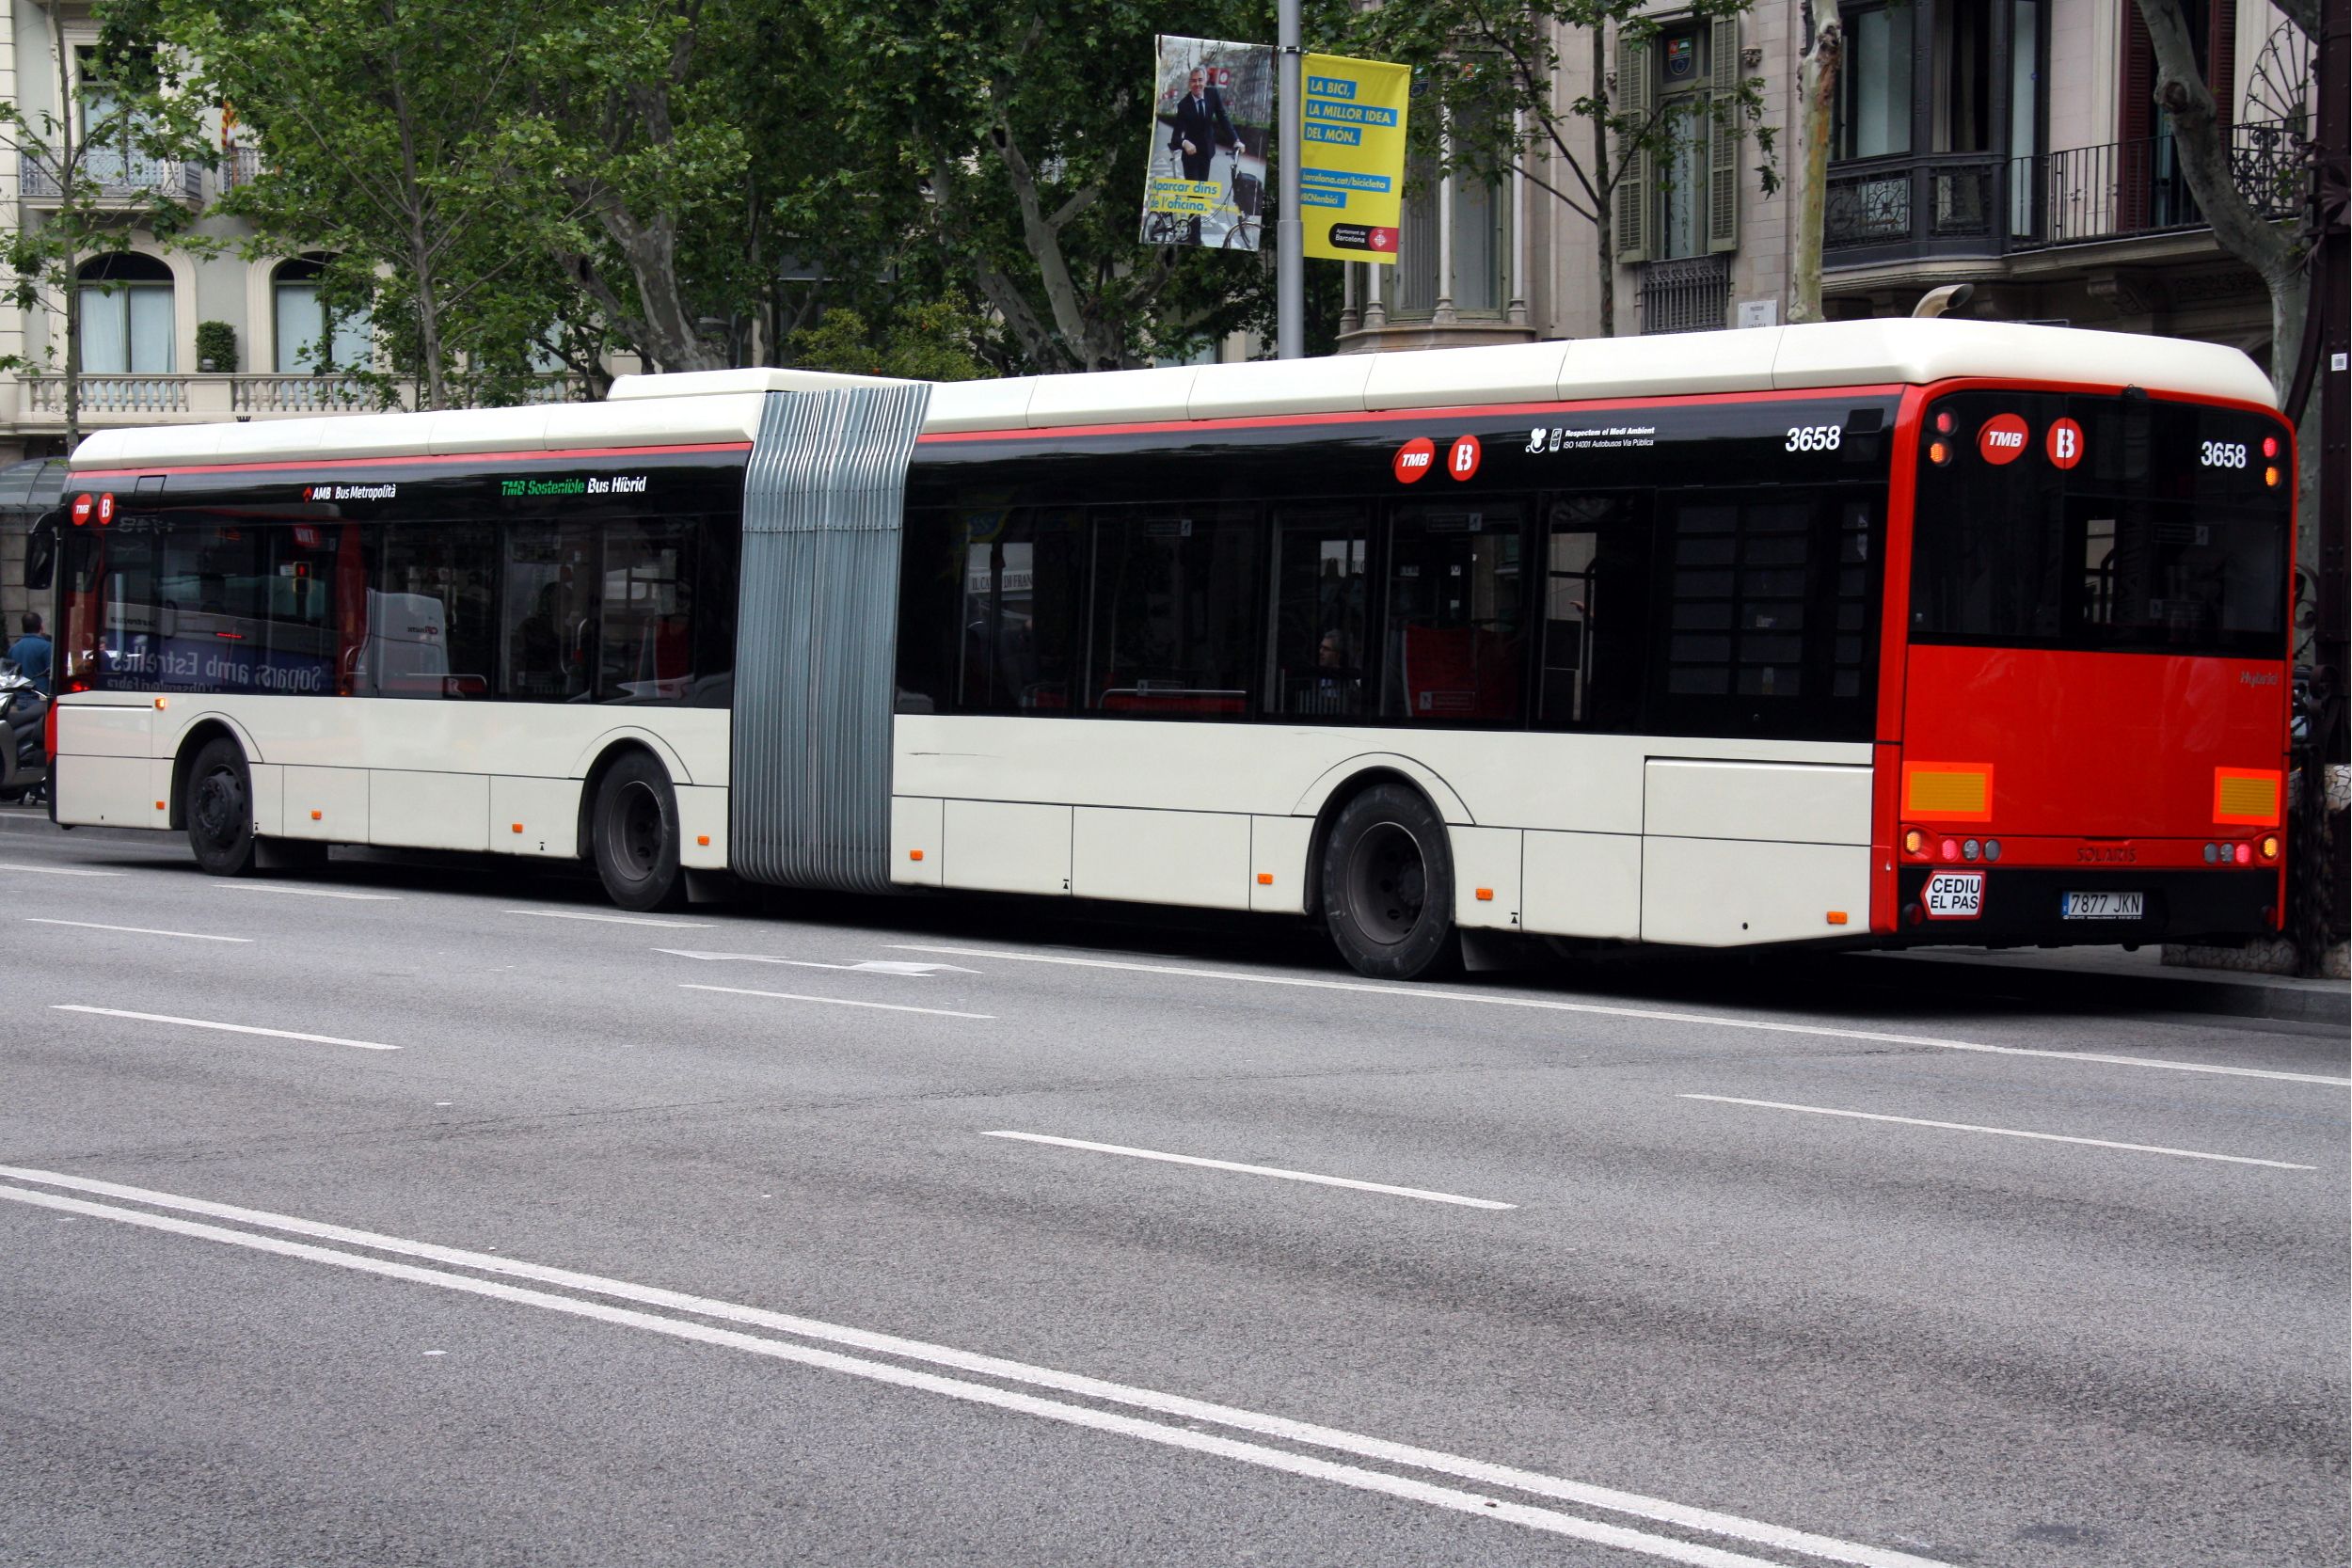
[1893, 866, 2277, 946]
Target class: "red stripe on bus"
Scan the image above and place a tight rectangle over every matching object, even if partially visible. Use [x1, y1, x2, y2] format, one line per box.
[915, 384, 1911, 443]
[72, 441, 755, 482]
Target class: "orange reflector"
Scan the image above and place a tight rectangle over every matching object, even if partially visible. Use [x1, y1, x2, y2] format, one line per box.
[511, 823, 524, 833]
[1901, 762, 1994, 821]
[1256, 872, 1273, 885]
[1825, 911, 1850, 926]
[1901, 828, 1925, 855]
[2214, 768, 2282, 827]
[909, 848, 924, 862]
[154, 800, 166, 811]
[697, 835, 711, 847]
[1474, 887, 1494, 901]
[310, 810, 323, 821]
[153, 697, 168, 710]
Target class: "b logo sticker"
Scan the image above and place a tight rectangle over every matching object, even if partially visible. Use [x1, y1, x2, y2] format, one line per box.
[1446, 435, 1482, 482]
[2045, 418, 2084, 469]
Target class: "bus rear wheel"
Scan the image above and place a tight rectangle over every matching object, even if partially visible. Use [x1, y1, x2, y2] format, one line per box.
[1319, 784, 1459, 981]
[590, 752, 685, 911]
[186, 737, 257, 877]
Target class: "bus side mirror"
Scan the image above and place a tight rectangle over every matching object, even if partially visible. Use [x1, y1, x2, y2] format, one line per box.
[24, 516, 54, 592]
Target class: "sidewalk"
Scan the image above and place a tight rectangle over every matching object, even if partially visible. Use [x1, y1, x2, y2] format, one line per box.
[5, 803, 2343, 1027]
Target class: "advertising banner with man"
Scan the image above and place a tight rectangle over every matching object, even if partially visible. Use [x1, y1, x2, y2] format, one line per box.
[1299, 53, 1411, 263]
[1141, 35, 1273, 252]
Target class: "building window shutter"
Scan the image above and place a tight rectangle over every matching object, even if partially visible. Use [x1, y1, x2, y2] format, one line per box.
[1614, 31, 1653, 263]
[2206, 0, 2237, 129]
[1707, 17, 1741, 252]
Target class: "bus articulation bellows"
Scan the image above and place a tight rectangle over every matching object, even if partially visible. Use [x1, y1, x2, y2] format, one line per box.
[46, 319, 2294, 979]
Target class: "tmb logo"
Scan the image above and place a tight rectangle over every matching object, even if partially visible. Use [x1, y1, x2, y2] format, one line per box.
[1393, 436, 1436, 484]
[1978, 414, 2029, 466]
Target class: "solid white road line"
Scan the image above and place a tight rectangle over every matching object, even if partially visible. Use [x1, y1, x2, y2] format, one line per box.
[25, 918, 251, 943]
[223, 883, 398, 900]
[0, 1164, 1956, 1568]
[0, 862, 124, 877]
[51, 1005, 399, 1052]
[678, 983, 992, 1020]
[891, 944, 2351, 1087]
[1678, 1094, 2318, 1170]
[982, 1131, 1517, 1211]
[510, 910, 712, 928]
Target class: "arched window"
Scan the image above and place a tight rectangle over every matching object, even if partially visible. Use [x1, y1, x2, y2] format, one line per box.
[272, 256, 372, 372]
[77, 252, 175, 374]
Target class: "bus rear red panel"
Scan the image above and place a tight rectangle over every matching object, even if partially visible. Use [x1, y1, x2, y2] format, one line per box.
[1889, 383, 2293, 946]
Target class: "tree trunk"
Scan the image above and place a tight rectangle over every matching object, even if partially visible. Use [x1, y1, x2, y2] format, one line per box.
[49, 2, 81, 449]
[385, 45, 447, 410]
[1789, 0, 1842, 325]
[2128, 0, 2311, 565]
[1593, 27, 1613, 337]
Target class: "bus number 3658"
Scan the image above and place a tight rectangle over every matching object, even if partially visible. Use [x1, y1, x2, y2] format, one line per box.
[2200, 440, 2248, 468]
[1785, 425, 1843, 452]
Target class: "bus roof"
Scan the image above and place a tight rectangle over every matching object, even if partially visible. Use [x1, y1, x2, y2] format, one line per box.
[68, 317, 2276, 473]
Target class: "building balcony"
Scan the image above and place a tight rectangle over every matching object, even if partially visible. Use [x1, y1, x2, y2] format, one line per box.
[7, 372, 591, 428]
[1824, 119, 2307, 273]
[18, 149, 203, 206]
[1637, 255, 1732, 335]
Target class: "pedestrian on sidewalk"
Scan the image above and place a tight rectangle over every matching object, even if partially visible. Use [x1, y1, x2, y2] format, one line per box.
[7, 612, 49, 694]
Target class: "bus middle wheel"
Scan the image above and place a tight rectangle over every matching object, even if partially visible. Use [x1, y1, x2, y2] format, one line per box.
[591, 752, 685, 911]
[185, 736, 258, 878]
[1319, 783, 1460, 981]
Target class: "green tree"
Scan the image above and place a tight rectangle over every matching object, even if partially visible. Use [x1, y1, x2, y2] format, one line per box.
[129, 0, 598, 409]
[786, 300, 993, 382]
[1356, 0, 1774, 337]
[810, 0, 1343, 372]
[0, 15, 214, 445]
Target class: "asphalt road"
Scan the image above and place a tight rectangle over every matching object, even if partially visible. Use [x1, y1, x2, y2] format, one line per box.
[1, 825, 2344, 1568]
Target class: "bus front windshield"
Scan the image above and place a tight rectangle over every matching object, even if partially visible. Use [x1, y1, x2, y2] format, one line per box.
[1909, 389, 2291, 660]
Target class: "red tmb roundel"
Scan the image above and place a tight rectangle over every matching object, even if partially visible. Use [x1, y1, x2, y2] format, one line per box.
[1977, 414, 2029, 466]
[1446, 434, 1483, 482]
[95, 493, 117, 525]
[69, 493, 92, 527]
[1393, 436, 1436, 484]
[2044, 417, 2085, 469]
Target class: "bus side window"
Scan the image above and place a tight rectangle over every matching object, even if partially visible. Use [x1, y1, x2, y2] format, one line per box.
[502, 521, 596, 702]
[376, 524, 497, 699]
[1380, 499, 1527, 724]
[1269, 506, 1371, 720]
[1089, 505, 1260, 719]
[597, 518, 694, 704]
[1535, 494, 1647, 731]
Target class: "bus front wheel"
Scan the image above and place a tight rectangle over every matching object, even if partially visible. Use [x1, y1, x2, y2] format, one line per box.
[186, 737, 257, 878]
[1319, 784, 1460, 981]
[590, 752, 685, 911]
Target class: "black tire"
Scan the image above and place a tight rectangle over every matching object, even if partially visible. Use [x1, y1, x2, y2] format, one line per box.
[1319, 784, 1460, 981]
[185, 737, 257, 877]
[590, 752, 685, 911]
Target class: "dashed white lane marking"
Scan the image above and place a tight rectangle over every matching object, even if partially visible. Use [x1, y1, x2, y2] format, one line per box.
[25, 918, 251, 943]
[891, 944, 2350, 1087]
[0, 862, 124, 877]
[509, 910, 711, 928]
[659, 948, 977, 976]
[225, 883, 398, 901]
[679, 983, 992, 1020]
[1679, 1095, 2318, 1170]
[0, 1165, 1957, 1568]
[982, 1131, 1518, 1210]
[51, 1005, 399, 1052]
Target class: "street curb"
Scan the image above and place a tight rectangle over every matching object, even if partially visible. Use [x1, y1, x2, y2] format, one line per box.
[1851, 950, 2350, 1028]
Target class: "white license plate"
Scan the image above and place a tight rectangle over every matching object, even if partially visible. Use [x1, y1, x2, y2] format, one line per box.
[2061, 891, 2145, 920]
[1923, 871, 1984, 919]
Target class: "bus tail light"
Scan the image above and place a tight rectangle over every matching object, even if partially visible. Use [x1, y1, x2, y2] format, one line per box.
[2258, 834, 2280, 863]
[1928, 440, 1952, 467]
[1901, 827, 1925, 857]
[1940, 837, 1960, 862]
[2233, 842, 2252, 865]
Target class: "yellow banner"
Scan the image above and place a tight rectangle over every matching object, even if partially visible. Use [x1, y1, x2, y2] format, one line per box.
[1299, 53, 1411, 264]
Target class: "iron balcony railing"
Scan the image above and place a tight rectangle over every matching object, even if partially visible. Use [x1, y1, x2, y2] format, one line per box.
[17, 149, 203, 203]
[1823, 119, 2307, 261]
[1638, 253, 1731, 336]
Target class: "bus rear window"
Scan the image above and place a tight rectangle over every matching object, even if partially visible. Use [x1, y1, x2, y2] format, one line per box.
[1909, 390, 2289, 658]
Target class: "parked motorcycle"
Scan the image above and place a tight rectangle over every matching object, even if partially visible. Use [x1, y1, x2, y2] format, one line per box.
[0, 661, 48, 804]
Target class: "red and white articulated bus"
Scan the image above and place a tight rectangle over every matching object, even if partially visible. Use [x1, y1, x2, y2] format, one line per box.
[44, 319, 2293, 979]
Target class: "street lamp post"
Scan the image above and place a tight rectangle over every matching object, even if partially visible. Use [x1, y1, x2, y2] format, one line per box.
[1277, 0, 1304, 360]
